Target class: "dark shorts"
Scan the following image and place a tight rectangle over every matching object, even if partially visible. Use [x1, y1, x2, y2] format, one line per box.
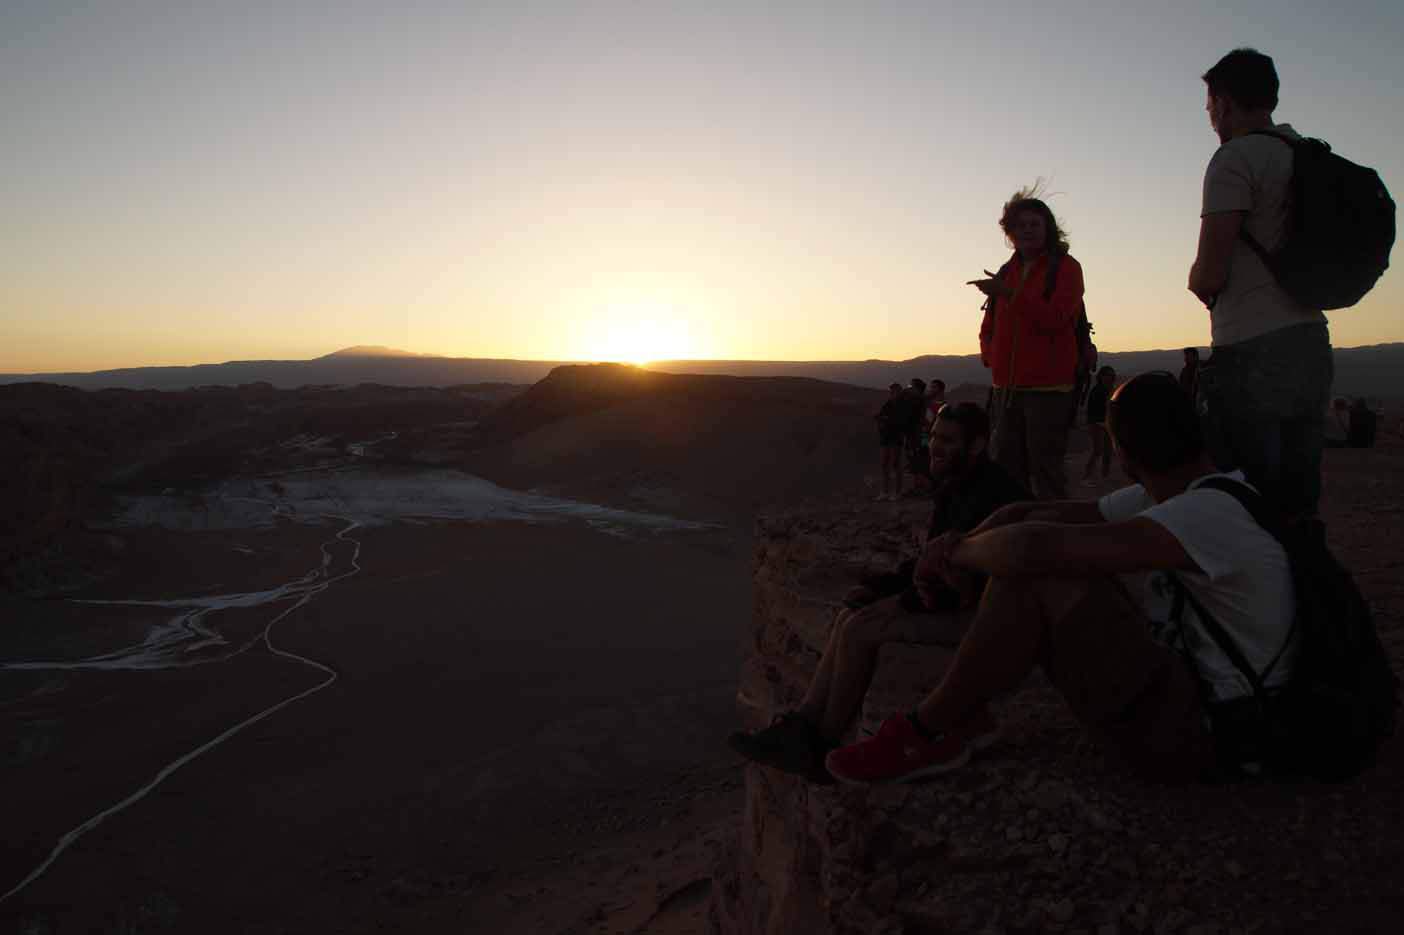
[1039, 577, 1215, 782]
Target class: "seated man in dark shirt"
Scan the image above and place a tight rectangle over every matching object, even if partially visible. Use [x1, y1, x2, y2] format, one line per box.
[728, 402, 1028, 780]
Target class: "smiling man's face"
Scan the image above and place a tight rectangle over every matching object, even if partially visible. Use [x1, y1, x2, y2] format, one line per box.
[929, 418, 977, 482]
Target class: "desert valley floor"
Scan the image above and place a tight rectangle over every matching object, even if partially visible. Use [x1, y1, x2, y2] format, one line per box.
[2, 477, 752, 934]
[3, 423, 1403, 934]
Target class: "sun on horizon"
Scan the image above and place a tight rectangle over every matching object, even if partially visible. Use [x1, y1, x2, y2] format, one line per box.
[578, 303, 701, 366]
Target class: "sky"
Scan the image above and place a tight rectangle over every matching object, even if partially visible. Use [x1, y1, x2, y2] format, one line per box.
[3, 1, 1402, 372]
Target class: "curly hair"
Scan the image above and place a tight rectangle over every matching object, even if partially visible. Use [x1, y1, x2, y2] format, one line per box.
[999, 184, 1070, 254]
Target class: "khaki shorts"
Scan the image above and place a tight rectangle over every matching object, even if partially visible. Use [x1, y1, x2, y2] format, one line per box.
[1039, 577, 1216, 782]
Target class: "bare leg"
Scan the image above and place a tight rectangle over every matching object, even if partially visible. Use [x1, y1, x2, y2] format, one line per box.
[797, 607, 850, 722]
[914, 574, 1087, 731]
[879, 446, 897, 498]
[1083, 425, 1101, 479]
[815, 596, 969, 743]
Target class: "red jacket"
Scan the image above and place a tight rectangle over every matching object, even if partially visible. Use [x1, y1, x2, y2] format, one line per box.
[978, 251, 1084, 389]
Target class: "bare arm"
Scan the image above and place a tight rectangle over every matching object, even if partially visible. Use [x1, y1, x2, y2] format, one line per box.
[968, 498, 1107, 536]
[1188, 211, 1245, 306]
[950, 517, 1201, 579]
[917, 499, 1113, 588]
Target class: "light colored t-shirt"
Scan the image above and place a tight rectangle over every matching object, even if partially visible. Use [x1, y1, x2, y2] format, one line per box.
[1099, 471, 1296, 701]
[1200, 123, 1328, 346]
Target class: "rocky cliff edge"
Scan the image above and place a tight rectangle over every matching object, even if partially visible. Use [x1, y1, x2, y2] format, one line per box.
[711, 477, 1404, 935]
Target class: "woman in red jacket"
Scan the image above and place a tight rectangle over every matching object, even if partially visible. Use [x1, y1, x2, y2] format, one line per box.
[969, 190, 1084, 499]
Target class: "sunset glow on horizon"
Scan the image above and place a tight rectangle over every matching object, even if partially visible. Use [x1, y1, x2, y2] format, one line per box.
[4, 3, 1403, 375]
[577, 302, 706, 366]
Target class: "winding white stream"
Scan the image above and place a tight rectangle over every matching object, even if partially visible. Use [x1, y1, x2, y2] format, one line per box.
[1, 469, 714, 906]
[0, 519, 361, 905]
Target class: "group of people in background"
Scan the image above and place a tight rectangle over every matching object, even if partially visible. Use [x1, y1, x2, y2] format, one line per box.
[737, 48, 1396, 788]
[1325, 395, 1380, 449]
[874, 377, 945, 500]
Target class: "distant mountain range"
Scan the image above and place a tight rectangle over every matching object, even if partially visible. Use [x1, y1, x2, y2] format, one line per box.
[6, 342, 1404, 398]
[0, 347, 567, 392]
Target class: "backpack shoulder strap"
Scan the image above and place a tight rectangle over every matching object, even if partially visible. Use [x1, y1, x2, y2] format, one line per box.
[1192, 476, 1286, 545]
[1245, 128, 1301, 149]
[1043, 250, 1063, 301]
[1180, 476, 1298, 684]
[1236, 131, 1314, 265]
[1167, 573, 1268, 698]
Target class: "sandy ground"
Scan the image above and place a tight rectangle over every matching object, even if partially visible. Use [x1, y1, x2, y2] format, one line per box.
[2, 516, 750, 934]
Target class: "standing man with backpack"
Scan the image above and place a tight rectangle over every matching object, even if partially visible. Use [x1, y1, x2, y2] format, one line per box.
[1188, 48, 1394, 519]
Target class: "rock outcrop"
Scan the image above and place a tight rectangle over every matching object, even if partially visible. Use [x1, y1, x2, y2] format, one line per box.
[0, 381, 507, 592]
[712, 491, 1404, 935]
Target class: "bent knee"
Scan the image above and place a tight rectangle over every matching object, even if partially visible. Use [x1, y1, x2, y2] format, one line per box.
[837, 606, 897, 648]
[985, 574, 1097, 623]
[1030, 576, 1094, 618]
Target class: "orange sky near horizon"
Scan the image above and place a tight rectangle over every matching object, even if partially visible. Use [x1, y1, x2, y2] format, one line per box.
[4, 3, 1402, 375]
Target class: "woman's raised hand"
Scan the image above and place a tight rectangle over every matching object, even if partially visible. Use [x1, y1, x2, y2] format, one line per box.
[966, 269, 1013, 298]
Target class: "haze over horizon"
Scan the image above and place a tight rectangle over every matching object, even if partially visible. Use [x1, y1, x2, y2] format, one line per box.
[5, 1, 1402, 373]
[7, 337, 1404, 382]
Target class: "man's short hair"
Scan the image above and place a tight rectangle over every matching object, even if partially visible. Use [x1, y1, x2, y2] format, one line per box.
[933, 401, 989, 447]
[930, 379, 946, 393]
[889, 382, 902, 391]
[1108, 372, 1204, 472]
[910, 378, 927, 393]
[1203, 48, 1278, 111]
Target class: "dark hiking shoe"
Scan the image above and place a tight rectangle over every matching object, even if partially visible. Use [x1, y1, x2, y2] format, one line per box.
[728, 712, 828, 779]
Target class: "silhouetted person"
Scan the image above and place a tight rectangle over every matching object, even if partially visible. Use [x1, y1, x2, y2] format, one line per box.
[1188, 49, 1332, 519]
[924, 379, 947, 436]
[1348, 398, 1378, 449]
[906, 378, 930, 491]
[1082, 366, 1116, 485]
[727, 403, 1026, 781]
[972, 188, 1084, 500]
[1323, 397, 1349, 448]
[1180, 347, 1201, 399]
[875, 383, 905, 500]
[823, 373, 1295, 784]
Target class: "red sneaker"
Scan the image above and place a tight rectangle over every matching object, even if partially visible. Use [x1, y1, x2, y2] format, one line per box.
[824, 714, 969, 785]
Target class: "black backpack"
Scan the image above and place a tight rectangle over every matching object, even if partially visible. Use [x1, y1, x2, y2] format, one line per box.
[1241, 130, 1395, 311]
[1168, 477, 1398, 781]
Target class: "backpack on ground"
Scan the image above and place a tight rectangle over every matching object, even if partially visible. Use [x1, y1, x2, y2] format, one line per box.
[1169, 477, 1398, 782]
[1243, 130, 1396, 311]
